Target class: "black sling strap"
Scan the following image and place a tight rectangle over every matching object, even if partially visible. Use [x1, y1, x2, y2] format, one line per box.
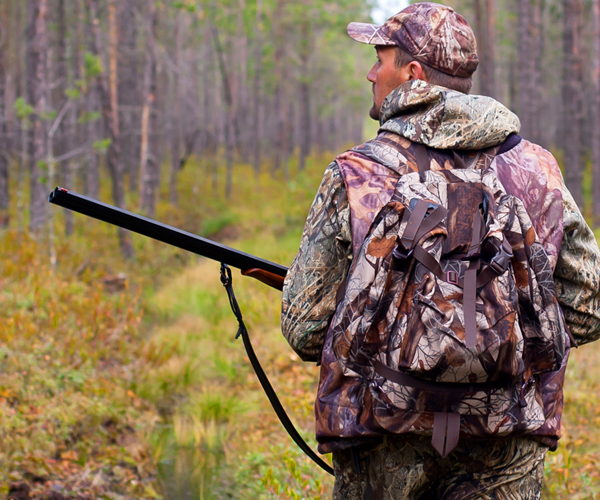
[219, 263, 334, 476]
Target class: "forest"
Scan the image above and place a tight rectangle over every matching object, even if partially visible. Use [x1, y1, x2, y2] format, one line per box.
[0, 0, 600, 498]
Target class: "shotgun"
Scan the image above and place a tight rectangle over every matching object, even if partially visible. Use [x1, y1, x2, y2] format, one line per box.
[47, 186, 334, 475]
[48, 187, 287, 290]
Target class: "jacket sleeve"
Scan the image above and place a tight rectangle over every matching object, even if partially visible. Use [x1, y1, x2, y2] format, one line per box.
[281, 162, 352, 362]
[554, 180, 600, 345]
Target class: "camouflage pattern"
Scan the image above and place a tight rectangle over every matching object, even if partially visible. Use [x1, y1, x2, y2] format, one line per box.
[332, 435, 547, 500]
[379, 80, 521, 149]
[315, 135, 568, 454]
[329, 138, 568, 383]
[281, 81, 600, 455]
[347, 3, 479, 77]
[554, 181, 600, 345]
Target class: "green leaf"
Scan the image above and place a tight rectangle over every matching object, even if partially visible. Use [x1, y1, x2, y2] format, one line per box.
[14, 97, 34, 120]
[65, 88, 80, 100]
[78, 111, 101, 124]
[40, 110, 57, 121]
[84, 52, 103, 78]
[93, 139, 112, 151]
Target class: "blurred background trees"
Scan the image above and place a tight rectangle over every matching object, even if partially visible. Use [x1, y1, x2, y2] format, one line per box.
[0, 0, 600, 257]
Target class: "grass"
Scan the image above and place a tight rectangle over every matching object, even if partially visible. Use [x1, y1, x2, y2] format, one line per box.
[0, 150, 599, 498]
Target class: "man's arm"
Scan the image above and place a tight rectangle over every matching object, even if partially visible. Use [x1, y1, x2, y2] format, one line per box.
[554, 180, 600, 345]
[281, 162, 352, 362]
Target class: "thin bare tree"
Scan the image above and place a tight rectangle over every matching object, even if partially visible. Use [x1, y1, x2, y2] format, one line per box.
[29, 0, 48, 233]
[88, 0, 133, 258]
[139, 0, 158, 217]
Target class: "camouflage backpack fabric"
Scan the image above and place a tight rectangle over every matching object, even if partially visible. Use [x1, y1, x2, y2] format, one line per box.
[328, 141, 567, 457]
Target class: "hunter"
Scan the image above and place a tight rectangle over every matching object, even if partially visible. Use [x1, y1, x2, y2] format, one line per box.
[281, 3, 600, 499]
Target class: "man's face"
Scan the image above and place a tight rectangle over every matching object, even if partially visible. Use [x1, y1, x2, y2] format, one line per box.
[367, 46, 420, 121]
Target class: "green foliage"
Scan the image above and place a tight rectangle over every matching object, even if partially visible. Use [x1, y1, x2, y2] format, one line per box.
[93, 138, 112, 151]
[79, 110, 101, 124]
[14, 97, 34, 121]
[65, 88, 81, 100]
[84, 52, 103, 78]
[172, 1, 196, 12]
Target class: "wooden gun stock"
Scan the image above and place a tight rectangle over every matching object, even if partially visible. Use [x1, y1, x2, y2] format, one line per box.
[241, 268, 285, 291]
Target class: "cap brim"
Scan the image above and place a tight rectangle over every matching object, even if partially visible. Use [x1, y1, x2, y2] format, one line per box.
[347, 22, 395, 45]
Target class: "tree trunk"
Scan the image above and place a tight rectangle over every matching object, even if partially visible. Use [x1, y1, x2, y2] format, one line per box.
[29, 0, 48, 234]
[298, 20, 312, 171]
[0, 3, 9, 228]
[117, 0, 140, 194]
[562, 0, 584, 208]
[139, 0, 158, 217]
[252, 0, 263, 176]
[211, 23, 237, 198]
[592, 0, 600, 227]
[518, 0, 533, 139]
[169, 12, 182, 205]
[474, 0, 496, 98]
[88, 0, 133, 258]
[56, 0, 73, 235]
[85, 87, 100, 199]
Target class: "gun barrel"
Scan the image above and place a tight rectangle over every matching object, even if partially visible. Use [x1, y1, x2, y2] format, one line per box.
[48, 187, 288, 278]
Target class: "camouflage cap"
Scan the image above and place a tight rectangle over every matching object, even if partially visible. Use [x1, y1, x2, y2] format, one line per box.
[347, 2, 479, 78]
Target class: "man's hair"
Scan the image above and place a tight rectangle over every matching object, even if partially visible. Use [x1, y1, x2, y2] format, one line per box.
[395, 48, 473, 94]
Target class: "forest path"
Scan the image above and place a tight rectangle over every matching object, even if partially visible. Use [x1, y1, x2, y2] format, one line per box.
[141, 230, 332, 499]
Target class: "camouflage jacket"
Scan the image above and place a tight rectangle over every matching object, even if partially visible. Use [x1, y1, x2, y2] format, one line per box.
[281, 80, 600, 454]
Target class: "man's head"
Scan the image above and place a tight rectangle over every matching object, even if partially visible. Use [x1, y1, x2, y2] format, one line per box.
[348, 2, 478, 120]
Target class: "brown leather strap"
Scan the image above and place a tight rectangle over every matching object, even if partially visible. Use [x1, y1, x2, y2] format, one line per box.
[413, 245, 445, 280]
[372, 359, 509, 393]
[432, 413, 447, 457]
[432, 413, 461, 457]
[463, 260, 479, 348]
[415, 144, 430, 181]
[401, 199, 430, 249]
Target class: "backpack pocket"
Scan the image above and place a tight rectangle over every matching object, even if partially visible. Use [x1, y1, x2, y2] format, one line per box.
[392, 267, 524, 385]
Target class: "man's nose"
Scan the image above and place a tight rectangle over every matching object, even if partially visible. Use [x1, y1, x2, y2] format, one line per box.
[367, 64, 377, 84]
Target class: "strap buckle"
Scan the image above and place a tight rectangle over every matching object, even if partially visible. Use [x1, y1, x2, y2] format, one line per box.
[446, 270, 459, 285]
[489, 242, 513, 275]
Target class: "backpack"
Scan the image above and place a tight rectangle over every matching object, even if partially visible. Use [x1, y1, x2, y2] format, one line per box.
[329, 143, 567, 457]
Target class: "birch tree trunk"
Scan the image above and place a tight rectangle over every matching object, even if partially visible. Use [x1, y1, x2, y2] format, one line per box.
[29, 0, 48, 234]
[88, 0, 133, 258]
[592, 0, 600, 226]
[562, 0, 584, 208]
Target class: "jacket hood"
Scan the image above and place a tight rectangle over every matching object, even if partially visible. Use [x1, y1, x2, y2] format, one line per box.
[379, 80, 520, 150]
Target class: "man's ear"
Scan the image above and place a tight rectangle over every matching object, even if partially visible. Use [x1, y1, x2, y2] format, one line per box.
[407, 61, 425, 81]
